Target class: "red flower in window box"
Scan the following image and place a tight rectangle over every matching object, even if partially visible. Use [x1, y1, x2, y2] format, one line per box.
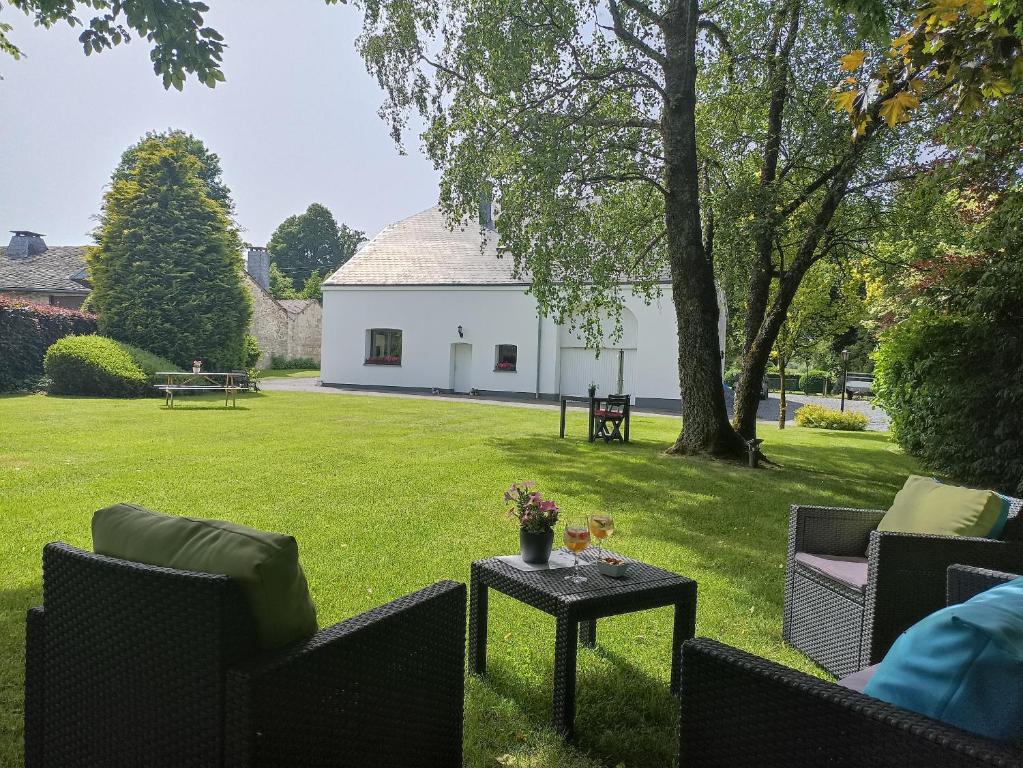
[366, 355, 401, 365]
[496, 361, 515, 371]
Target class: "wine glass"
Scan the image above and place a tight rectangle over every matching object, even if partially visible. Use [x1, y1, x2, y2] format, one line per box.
[588, 513, 615, 559]
[563, 516, 591, 584]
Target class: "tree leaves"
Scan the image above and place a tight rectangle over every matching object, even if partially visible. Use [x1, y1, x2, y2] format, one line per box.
[840, 49, 867, 71]
[877, 90, 920, 127]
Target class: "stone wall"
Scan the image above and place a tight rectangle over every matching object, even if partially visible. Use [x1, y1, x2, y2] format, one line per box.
[286, 301, 322, 363]
[245, 277, 287, 368]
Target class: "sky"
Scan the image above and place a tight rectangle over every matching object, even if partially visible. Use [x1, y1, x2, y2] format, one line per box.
[0, 0, 441, 247]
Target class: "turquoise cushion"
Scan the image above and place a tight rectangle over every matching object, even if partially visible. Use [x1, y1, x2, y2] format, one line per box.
[864, 577, 1023, 742]
[989, 493, 1012, 540]
[92, 504, 318, 650]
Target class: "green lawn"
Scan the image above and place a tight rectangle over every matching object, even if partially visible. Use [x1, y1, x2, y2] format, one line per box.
[259, 368, 320, 379]
[0, 391, 917, 767]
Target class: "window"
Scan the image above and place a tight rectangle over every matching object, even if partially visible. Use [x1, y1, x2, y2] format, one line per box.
[366, 329, 402, 365]
[495, 344, 517, 372]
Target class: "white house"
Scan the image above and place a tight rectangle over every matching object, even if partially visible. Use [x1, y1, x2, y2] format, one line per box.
[320, 206, 725, 411]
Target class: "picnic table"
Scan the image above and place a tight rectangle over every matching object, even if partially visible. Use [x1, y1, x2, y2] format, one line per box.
[155, 371, 243, 408]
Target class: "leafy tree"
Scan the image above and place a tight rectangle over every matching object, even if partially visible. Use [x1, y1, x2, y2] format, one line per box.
[268, 204, 363, 288]
[269, 263, 298, 300]
[113, 129, 234, 214]
[88, 135, 251, 369]
[349, 0, 754, 457]
[299, 269, 326, 301]
[1, 0, 225, 89]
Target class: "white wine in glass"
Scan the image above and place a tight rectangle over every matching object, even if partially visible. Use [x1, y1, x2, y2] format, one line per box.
[563, 517, 591, 584]
[588, 514, 614, 557]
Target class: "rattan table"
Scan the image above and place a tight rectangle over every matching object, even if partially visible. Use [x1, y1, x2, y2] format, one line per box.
[469, 548, 696, 739]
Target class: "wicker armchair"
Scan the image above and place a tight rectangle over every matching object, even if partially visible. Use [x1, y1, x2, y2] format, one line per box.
[782, 497, 1023, 676]
[24, 542, 466, 768]
[679, 565, 1023, 767]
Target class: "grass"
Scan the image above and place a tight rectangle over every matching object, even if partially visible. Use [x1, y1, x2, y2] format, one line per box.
[259, 368, 320, 379]
[0, 391, 918, 767]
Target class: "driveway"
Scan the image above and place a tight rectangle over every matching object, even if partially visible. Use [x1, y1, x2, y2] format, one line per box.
[260, 377, 889, 431]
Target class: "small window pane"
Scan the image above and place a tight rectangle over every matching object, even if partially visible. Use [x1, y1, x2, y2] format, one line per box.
[496, 344, 517, 371]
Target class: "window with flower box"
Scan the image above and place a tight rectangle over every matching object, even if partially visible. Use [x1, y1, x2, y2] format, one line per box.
[365, 329, 402, 365]
[495, 344, 517, 372]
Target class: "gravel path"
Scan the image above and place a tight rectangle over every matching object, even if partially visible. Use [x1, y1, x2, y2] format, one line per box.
[260, 377, 889, 431]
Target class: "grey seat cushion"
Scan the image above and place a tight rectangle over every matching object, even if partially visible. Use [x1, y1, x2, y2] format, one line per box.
[837, 663, 880, 693]
[794, 551, 869, 592]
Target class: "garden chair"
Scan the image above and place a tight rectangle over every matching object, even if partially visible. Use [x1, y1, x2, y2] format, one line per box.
[592, 394, 630, 443]
[679, 565, 1023, 767]
[782, 495, 1023, 677]
[25, 542, 466, 768]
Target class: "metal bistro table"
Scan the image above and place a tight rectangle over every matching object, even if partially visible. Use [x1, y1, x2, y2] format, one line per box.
[469, 548, 696, 739]
[155, 371, 242, 408]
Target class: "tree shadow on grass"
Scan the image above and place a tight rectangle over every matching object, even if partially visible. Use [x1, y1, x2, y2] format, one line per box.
[480, 644, 679, 768]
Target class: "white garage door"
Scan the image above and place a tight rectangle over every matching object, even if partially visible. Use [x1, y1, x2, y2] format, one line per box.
[559, 348, 637, 398]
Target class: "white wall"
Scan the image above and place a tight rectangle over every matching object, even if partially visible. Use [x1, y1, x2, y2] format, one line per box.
[321, 286, 546, 395]
[321, 284, 726, 404]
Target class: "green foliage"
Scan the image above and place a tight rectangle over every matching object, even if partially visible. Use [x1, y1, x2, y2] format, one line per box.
[2, 1, 225, 89]
[799, 369, 834, 394]
[243, 335, 261, 369]
[270, 356, 316, 370]
[113, 129, 233, 214]
[269, 262, 298, 299]
[794, 404, 868, 431]
[44, 335, 153, 397]
[89, 132, 252, 370]
[0, 298, 96, 392]
[874, 309, 1023, 496]
[298, 269, 325, 300]
[268, 204, 363, 288]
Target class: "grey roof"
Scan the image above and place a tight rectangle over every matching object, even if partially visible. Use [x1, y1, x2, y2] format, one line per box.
[278, 299, 318, 314]
[325, 206, 525, 287]
[0, 245, 90, 294]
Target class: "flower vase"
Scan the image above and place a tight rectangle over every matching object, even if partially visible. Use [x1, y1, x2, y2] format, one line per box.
[519, 528, 555, 565]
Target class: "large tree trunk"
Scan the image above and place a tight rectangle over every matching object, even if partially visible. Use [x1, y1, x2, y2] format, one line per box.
[661, 0, 747, 459]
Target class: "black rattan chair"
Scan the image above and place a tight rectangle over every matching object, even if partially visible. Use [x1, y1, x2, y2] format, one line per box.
[680, 565, 1023, 767]
[24, 542, 466, 768]
[782, 497, 1023, 677]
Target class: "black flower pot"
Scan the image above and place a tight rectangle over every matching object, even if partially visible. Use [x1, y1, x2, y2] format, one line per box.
[520, 528, 555, 564]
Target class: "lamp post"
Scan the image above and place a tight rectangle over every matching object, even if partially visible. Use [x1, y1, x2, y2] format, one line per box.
[840, 348, 850, 412]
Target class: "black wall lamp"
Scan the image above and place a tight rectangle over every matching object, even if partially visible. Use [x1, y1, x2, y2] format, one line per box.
[457, 325, 464, 338]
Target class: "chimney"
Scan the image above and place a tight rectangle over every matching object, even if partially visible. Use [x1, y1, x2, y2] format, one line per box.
[8, 231, 47, 258]
[246, 246, 271, 292]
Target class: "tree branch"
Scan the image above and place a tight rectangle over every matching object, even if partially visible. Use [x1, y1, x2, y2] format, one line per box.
[606, 0, 666, 66]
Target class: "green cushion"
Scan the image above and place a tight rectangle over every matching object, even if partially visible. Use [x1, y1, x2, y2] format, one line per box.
[92, 503, 317, 649]
[878, 475, 1004, 539]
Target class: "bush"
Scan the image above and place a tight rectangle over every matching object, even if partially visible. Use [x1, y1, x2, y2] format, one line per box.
[799, 369, 834, 395]
[270, 355, 316, 370]
[875, 310, 1022, 496]
[0, 298, 97, 391]
[795, 403, 868, 431]
[243, 335, 261, 369]
[44, 335, 177, 397]
[723, 367, 740, 387]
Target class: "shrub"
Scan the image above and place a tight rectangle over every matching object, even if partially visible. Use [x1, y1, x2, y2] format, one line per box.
[243, 335, 262, 369]
[799, 369, 834, 395]
[795, 403, 868, 431]
[0, 298, 97, 391]
[723, 367, 740, 387]
[270, 355, 317, 370]
[875, 309, 1022, 496]
[44, 335, 177, 397]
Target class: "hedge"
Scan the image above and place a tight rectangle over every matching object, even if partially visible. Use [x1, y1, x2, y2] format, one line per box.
[270, 355, 317, 370]
[799, 369, 834, 395]
[44, 335, 178, 397]
[794, 403, 868, 431]
[0, 297, 97, 392]
[875, 310, 1022, 496]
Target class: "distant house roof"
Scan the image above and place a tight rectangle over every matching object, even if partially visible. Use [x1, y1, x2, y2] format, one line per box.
[0, 245, 90, 294]
[325, 206, 525, 287]
[278, 299, 318, 314]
